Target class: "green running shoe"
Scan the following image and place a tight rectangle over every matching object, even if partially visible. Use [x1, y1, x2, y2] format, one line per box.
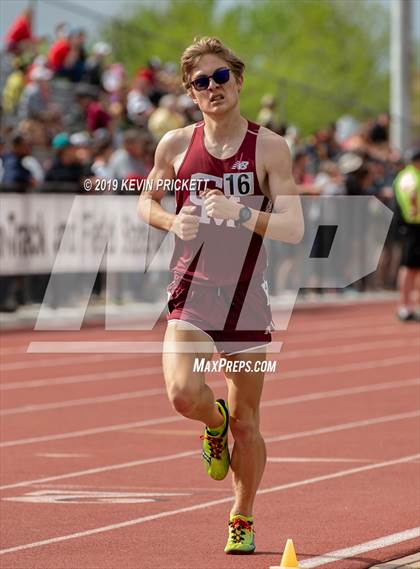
[201, 399, 230, 481]
[224, 514, 255, 554]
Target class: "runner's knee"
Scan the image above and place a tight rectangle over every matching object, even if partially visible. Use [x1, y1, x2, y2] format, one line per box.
[229, 413, 260, 445]
[168, 384, 200, 416]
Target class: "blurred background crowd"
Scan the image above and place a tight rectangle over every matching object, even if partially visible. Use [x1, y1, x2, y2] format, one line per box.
[0, 6, 418, 313]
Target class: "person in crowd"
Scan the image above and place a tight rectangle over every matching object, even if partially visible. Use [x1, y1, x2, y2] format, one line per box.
[257, 94, 277, 131]
[2, 58, 27, 117]
[68, 83, 111, 133]
[70, 131, 93, 166]
[1, 132, 35, 191]
[0, 131, 37, 311]
[18, 66, 58, 121]
[369, 112, 390, 145]
[148, 94, 186, 141]
[17, 65, 61, 146]
[44, 132, 88, 191]
[91, 129, 114, 178]
[5, 7, 35, 54]
[108, 129, 149, 184]
[82, 42, 112, 87]
[293, 148, 320, 195]
[127, 70, 154, 126]
[47, 24, 72, 75]
[394, 149, 420, 321]
[48, 26, 86, 82]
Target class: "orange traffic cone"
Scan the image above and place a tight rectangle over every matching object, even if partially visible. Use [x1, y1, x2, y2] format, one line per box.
[270, 538, 301, 568]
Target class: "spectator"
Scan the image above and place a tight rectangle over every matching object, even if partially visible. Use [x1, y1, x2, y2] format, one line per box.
[369, 112, 389, 145]
[293, 148, 319, 195]
[127, 70, 154, 126]
[5, 7, 34, 54]
[72, 83, 111, 132]
[18, 66, 57, 121]
[17, 66, 61, 146]
[83, 42, 112, 87]
[108, 129, 149, 184]
[394, 149, 420, 321]
[48, 27, 86, 82]
[44, 132, 87, 191]
[2, 58, 27, 116]
[1, 132, 34, 191]
[91, 129, 114, 178]
[148, 94, 185, 141]
[70, 131, 93, 166]
[0, 136, 4, 181]
[257, 94, 277, 131]
[48, 25, 72, 75]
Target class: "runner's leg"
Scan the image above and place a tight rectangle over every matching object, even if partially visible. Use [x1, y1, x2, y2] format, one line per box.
[224, 349, 267, 516]
[163, 321, 223, 429]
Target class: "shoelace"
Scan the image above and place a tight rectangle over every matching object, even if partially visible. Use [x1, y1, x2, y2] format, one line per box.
[200, 433, 224, 459]
[228, 518, 254, 544]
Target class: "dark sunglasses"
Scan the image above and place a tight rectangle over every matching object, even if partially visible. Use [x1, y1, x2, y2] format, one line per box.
[190, 67, 230, 91]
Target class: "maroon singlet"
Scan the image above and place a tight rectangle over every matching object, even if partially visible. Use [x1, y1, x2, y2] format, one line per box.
[171, 120, 272, 286]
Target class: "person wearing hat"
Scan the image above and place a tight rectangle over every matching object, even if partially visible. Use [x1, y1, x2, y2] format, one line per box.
[45, 132, 87, 191]
[18, 65, 59, 122]
[394, 149, 420, 321]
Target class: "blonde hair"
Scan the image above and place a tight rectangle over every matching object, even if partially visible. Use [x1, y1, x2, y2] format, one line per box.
[181, 36, 245, 90]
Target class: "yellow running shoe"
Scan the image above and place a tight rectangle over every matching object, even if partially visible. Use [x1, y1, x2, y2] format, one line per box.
[201, 399, 230, 481]
[224, 514, 255, 554]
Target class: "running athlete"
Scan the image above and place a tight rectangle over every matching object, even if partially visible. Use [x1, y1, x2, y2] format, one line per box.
[138, 37, 303, 554]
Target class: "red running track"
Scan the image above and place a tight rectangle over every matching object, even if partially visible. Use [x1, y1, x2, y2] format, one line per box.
[0, 300, 419, 569]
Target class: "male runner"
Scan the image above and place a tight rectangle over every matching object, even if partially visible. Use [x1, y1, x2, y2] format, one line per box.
[138, 36, 303, 554]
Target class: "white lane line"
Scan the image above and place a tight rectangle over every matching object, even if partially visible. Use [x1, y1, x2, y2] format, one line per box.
[2, 399, 419, 449]
[1, 364, 419, 446]
[1, 366, 163, 391]
[282, 324, 399, 343]
[267, 457, 373, 463]
[299, 528, 420, 568]
[280, 339, 419, 360]
[2, 376, 419, 417]
[1, 410, 419, 489]
[0, 415, 184, 448]
[0, 353, 142, 372]
[0, 453, 418, 556]
[264, 410, 420, 444]
[36, 453, 90, 459]
[261, 378, 420, 409]
[2, 353, 417, 392]
[25, 337, 419, 355]
[0, 386, 166, 416]
[0, 451, 199, 490]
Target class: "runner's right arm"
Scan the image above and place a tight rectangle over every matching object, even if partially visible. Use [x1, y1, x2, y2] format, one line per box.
[137, 130, 199, 241]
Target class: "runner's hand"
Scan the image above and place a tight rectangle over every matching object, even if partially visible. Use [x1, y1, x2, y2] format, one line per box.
[172, 205, 200, 240]
[203, 190, 241, 220]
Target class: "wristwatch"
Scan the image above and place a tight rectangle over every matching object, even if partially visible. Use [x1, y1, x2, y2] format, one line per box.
[234, 205, 252, 227]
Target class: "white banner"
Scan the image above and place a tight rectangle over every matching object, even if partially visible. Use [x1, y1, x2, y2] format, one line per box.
[0, 194, 173, 275]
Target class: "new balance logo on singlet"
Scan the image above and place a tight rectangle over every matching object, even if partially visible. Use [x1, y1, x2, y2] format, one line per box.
[232, 160, 249, 170]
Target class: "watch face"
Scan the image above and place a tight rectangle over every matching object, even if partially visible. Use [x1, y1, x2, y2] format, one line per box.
[240, 206, 252, 222]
